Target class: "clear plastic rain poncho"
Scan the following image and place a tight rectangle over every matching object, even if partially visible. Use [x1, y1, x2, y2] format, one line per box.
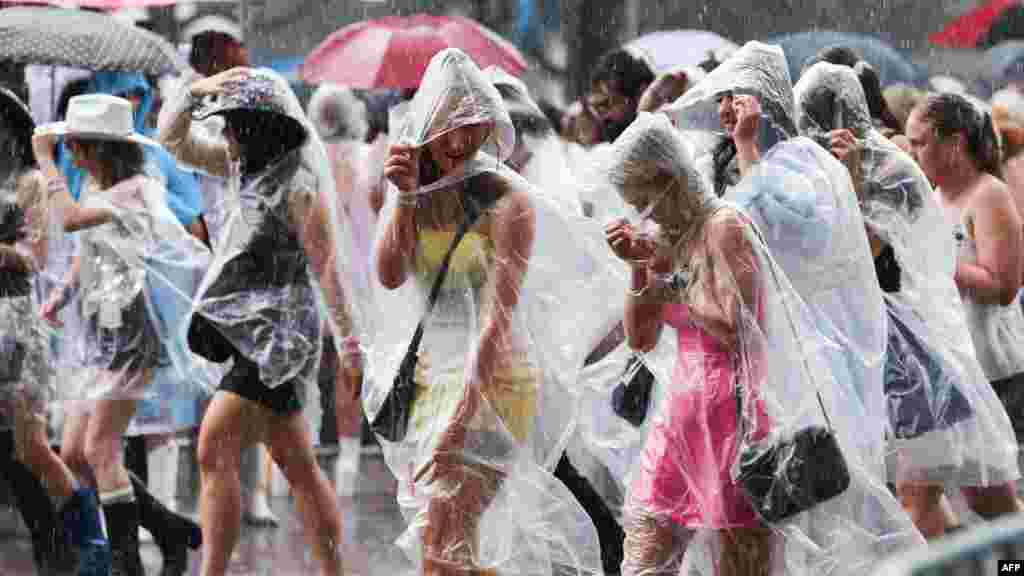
[794, 62, 1019, 486]
[37, 129, 212, 402]
[483, 65, 584, 215]
[159, 68, 357, 393]
[666, 42, 890, 478]
[581, 112, 923, 576]
[0, 87, 53, 429]
[307, 82, 377, 315]
[358, 48, 628, 575]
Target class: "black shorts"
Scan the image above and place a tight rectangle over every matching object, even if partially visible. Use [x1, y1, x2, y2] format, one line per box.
[219, 354, 303, 416]
[990, 371, 1024, 442]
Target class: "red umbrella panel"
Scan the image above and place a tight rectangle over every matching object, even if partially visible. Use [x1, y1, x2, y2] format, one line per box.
[300, 13, 528, 90]
[930, 0, 1020, 48]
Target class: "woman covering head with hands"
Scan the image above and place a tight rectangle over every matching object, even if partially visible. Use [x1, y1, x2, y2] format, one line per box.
[159, 67, 356, 576]
[367, 48, 626, 575]
[796, 63, 1022, 539]
[594, 112, 922, 575]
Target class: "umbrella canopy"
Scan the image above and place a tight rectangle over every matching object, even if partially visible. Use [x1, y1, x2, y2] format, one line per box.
[625, 29, 738, 73]
[930, 0, 1023, 49]
[974, 41, 1024, 97]
[767, 30, 925, 87]
[0, 6, 182, 75]
[300, 13, 528, 90]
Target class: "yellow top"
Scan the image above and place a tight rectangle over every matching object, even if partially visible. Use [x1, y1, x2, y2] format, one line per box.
[414, 228, 493, 289]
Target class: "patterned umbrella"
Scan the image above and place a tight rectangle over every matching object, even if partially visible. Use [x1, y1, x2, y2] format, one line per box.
[0, 6, 183, 75]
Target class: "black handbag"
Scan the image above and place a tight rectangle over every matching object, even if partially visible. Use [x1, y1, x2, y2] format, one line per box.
[371, 187, 499, 443]
[735, 229, 851, 524]
[187, 312, 236, 363]
[0, 335, 26, 384]
[612, 353, 656, 427]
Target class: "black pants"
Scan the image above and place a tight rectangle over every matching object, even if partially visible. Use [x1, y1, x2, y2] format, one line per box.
[555, 452, 624, 575]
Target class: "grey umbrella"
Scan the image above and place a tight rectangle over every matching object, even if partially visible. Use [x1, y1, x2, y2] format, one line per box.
[0, 6, 183, 75]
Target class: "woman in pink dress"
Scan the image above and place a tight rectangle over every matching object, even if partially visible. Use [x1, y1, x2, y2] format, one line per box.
[600, 113, 923, 575]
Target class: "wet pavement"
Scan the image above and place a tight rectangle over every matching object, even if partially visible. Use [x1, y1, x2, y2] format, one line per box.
[0, 449, 413, 576]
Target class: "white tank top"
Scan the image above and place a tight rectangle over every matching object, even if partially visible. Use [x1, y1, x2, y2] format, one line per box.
[953, 216, 1024, 381]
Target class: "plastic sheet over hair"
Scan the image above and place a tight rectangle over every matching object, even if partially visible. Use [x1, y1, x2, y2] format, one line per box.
[394, 48, 515, 164]
[796, 62, 1020, 485]
[358, 48, 627, 575]
[579, 114, 923, 575]
[666, 41, 797, 141]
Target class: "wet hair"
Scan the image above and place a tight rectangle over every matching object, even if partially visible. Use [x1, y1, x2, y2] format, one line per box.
[74, 139, 146, 185]
[222, 109, 308, 176]
[711, 138, 737, 197]
[811, 46, 861, 69]
[854, 62, 902, 133]
[917, 92, 1002, 176]
[189, 32, 246, 73]
[590, 49, 655, 102]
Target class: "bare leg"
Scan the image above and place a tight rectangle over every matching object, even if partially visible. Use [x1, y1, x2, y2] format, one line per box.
[421, 462, 502, 576]
[265, 408, 345, 576]
[621, 511, 692, 576]
[12, 398, 75, 503]
[197, 391, 258, 576]
[718, 527, 773, 576]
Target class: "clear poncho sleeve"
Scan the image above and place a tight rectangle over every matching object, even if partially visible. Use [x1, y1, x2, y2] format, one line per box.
[45, 174, 212, 401]
[794, 62, 1020, 485]
[725, 138, 890, 477]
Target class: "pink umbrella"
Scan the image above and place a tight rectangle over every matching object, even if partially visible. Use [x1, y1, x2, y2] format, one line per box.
[300, 13, 528, 90]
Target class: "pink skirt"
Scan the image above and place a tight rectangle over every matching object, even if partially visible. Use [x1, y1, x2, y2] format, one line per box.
[630, 304, 770, 529]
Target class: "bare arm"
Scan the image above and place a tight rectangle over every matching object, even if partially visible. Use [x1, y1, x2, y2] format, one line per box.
[624, 264, 665, 353]
[472, 189, 536, 387]
[157, 89, 232, 179]
[30, 135, 114, 232]
[957, 180, 1023, 306]
[290, 180, 355, 351]
[377, 144, 421, 289]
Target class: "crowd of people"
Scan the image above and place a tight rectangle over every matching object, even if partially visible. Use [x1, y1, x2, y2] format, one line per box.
[3, 13, 1024, 576]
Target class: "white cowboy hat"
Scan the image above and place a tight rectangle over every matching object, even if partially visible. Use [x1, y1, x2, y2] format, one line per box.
[35, 94, 159, 148]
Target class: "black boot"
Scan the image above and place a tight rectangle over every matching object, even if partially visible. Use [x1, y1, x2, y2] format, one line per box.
[555, 453, 625, 576]
[128, 472, 201, 576]
[101, 498, 145, 576]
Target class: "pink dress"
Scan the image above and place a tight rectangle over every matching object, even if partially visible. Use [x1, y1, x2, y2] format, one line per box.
[629, 303, 770, 529]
